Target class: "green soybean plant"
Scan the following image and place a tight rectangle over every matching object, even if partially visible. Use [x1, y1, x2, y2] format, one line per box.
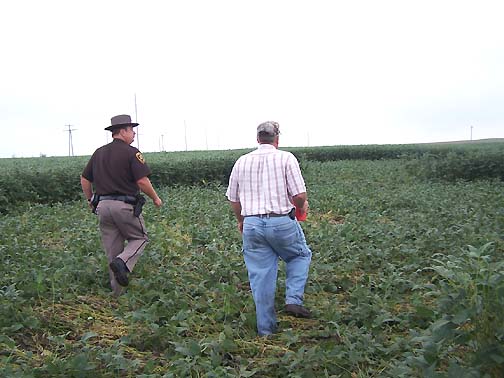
[410, 242, 504, 377]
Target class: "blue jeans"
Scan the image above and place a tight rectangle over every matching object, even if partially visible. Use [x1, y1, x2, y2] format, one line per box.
[242, 215, 312, 336]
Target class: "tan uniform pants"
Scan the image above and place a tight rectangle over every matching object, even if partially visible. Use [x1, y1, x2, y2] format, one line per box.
[96, 199, 148, 295]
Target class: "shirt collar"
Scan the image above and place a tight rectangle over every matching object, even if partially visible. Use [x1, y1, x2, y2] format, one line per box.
[257, 144, 276, 150]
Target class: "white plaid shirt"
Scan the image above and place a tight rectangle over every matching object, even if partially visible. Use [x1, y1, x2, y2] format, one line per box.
[226, 144, 306, 216]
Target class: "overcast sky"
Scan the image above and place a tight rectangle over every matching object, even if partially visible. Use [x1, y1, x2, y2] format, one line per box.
[1, 0, 503, 158]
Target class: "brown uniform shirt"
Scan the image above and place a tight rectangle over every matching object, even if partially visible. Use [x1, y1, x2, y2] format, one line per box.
[82, 139, 151, 196]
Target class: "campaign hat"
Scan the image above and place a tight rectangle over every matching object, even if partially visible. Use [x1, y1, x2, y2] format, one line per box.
[105, 114, 139, 131]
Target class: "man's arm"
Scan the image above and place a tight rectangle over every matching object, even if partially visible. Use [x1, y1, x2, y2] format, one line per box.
[137, 176, 163, 207]
[80, 176, 94, 210]
[292, 192, 308, 215]
[80, 176, 93, 201]
[286, 154, 308, 214]
[230, 201, 244, 233]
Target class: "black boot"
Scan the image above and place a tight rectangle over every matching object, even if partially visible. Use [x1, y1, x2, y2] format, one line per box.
[109, 258, 129, 287]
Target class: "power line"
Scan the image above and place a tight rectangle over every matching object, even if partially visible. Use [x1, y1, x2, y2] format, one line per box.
[64, 124, 77, 156]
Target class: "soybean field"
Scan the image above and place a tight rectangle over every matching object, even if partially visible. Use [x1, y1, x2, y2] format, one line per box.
[1, 142, 503, 377]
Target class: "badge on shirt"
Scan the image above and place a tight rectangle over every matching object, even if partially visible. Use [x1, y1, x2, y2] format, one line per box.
[136, 152, 146, 164]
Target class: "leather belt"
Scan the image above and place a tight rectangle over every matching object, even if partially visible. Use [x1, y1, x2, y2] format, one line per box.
[246, 213, 287, 218]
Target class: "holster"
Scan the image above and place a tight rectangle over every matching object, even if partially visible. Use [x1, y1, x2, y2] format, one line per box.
[132, 194, 146, 217]
[90, 194, 100, 214]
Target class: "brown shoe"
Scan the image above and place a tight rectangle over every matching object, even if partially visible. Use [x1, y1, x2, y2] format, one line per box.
[284, 304, 311, 318]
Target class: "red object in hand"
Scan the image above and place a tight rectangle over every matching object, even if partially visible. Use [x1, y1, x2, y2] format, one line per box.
[295, 207, 307, 221]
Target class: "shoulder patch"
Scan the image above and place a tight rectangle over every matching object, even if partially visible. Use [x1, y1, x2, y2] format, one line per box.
[135, 152, 146, 164]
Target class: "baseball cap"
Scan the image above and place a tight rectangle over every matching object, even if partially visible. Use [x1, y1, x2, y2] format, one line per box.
[257, 121, 280, 136]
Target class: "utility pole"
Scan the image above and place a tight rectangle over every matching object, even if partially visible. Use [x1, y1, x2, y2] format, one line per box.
[184, 120, 188, 151]
[134, 93, 140, 150]
[64, 124, 76, 156]
[160, 134, 165, 151]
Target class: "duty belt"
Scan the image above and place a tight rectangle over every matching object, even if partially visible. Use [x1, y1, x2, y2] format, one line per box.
[99, 195, 137, 204]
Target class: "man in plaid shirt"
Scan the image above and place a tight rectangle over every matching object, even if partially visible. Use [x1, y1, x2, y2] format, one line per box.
[226, 121, 312, 336]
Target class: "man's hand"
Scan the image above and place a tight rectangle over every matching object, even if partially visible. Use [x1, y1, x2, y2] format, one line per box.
[137, 177, 162, 208]
[153, 197, 163, 208]
[238, 220, 244, 233]
[301, 200, 309, 214]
